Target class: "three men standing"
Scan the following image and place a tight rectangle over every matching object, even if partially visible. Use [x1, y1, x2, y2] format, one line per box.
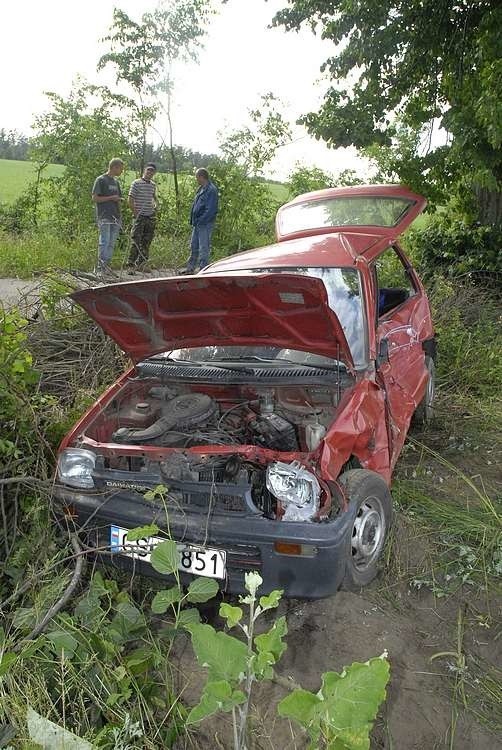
[91, 158, 124, 274]
[127, 163, 158, 271]
[182, 168, 219, 274]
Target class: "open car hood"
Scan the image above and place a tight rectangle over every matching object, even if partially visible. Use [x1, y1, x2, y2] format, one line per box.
[71, 273, 355, 370]
[276, 184, 427, 242]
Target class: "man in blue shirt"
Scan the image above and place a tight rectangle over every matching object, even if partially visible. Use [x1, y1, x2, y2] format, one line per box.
[180, 168, 219, 273]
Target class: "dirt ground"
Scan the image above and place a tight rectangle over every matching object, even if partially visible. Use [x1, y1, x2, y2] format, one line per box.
[171, 421, 502, 750]
[171, 576, 500, 750]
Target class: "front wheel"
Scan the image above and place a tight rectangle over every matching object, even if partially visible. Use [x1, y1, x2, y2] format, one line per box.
[338, 469, 392, 591]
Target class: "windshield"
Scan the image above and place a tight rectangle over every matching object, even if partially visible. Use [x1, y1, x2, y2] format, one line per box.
[165, 268, 367, 369]
[279, 196, 413, 236]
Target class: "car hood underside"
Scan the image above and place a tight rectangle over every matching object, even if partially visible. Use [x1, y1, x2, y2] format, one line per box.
[71, 273, 355, 370]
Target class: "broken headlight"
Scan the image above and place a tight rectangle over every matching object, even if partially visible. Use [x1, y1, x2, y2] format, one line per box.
[266, 461, 320, 522]
[57, 448, 96, 489]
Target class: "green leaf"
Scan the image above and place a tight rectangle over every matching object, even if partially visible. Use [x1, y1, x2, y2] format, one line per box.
[151, 539, 179, 575]
[177, 608, 201, 628]
[315, 656, 390, 747]
[0, 652, 17, 677]
[219, 603, 243, 629]
[46, 631, 78, 659]
[279, 656, 390, 749]
[186, 680, 246, 725]
[259, 589, 283, 611]
[186, 577, 219, 604]
[278, 688, 321, 727]
[126, 524, 159, 542]
[187, 623, 248, 682]
[254, 615, 287, 661]
[244, 571, 262, 596]
[151, 586, 182, 613]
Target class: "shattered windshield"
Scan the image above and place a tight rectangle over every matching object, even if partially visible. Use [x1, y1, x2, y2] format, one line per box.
[167, 268, 367, 369]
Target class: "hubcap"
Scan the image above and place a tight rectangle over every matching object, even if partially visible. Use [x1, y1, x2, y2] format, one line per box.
[425, 365, 435, 416]
[351, 498, 385, 570]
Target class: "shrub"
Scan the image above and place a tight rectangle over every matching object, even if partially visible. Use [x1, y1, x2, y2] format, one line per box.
[407, 213, 502, 280]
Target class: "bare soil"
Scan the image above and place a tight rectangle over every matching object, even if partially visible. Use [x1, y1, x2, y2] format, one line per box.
[172, 417, 502, 750]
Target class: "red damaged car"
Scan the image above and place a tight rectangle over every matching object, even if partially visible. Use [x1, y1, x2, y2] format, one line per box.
[55, 185, 435, 598]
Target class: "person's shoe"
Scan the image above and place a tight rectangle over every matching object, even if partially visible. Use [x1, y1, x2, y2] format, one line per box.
[178, 267, 195, 275]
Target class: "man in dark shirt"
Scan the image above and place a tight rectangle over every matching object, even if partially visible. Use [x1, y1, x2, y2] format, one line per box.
[180, 167, 219, 274]
[91, 158, 124, 274]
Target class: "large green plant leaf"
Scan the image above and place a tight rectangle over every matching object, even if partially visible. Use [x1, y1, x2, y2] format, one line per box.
[126, 524, 159, 542]
[186, 577, 219, 603]
[254, 615, 287, 661]
[151, 540, 179, 575]
[279, 655, 390, 750]
[187, 623, 248, 682]
[186, 679, 246, 725]
[151, 587, 183, 613]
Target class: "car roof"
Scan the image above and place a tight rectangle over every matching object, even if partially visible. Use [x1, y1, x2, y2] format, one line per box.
[204, 231, 387, 274]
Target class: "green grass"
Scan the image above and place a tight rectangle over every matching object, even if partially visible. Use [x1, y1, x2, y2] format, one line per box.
[0, 158, 290, 205]
[0, 159, 64, 204]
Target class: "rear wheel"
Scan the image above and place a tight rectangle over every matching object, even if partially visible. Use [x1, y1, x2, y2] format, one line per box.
[412, 355, 436, 426]
[338, 469, 392, 591]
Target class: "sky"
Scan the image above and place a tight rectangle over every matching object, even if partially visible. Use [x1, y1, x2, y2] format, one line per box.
[0, 0, 369, 179]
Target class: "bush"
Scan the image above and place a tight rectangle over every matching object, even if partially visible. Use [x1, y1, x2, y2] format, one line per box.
[407, 214, 502, 280]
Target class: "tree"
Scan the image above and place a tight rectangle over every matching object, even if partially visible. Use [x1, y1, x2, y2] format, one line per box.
[99, 1, 214, 209]
[219, 93, 292, 177]
[31, 81, 131, 234]
[273, 1, 501, 224]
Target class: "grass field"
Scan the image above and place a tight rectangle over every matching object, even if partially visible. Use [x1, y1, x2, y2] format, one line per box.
[0, 158, 290, 204]
[0, 159, 64, 204]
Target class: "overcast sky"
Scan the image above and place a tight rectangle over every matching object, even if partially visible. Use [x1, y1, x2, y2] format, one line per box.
[0, 0, 369, 179]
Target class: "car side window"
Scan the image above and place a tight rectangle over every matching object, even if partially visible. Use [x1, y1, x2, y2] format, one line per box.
[375, 246, 417, 318]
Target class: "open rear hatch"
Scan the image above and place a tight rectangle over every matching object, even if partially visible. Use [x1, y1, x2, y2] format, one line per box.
[276, 184, 427, 242]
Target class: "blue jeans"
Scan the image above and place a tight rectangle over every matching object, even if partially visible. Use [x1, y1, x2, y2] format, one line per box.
[187, 223, 214, 270]
[97, 221, 121, 269]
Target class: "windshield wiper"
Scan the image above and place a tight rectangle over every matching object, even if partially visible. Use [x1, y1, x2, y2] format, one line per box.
[212, 356, 343, 372]
[159, 358, 256, 374]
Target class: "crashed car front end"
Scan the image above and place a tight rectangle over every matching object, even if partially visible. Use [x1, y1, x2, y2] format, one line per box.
[55, 365, 356, 598]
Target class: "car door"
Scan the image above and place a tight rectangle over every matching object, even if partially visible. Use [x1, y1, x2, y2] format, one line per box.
[373, 245, 430, 467]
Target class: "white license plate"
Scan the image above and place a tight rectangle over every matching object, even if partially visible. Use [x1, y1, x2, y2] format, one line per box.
[110, 525, 226, 579]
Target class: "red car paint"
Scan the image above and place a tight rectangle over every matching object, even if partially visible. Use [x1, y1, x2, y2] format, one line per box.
[63, 185, 433, 491]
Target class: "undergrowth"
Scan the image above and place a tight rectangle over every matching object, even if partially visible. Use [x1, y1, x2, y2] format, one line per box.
[0, 272, 501, 746]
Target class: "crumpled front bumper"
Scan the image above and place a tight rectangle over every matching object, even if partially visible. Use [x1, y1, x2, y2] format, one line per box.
[53, 484, 352, 599]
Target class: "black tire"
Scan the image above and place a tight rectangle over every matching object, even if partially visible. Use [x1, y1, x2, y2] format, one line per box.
[338, 469, 393, 591]
[412, 355, 436, 426]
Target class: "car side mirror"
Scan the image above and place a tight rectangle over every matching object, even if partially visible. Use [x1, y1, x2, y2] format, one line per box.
[377, 338, 389, 368]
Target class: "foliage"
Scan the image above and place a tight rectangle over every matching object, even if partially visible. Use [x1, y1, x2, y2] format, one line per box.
[0, 129, 30, 162]
[274, 1, 502, 223]
[427, 278, 502, 399]
[31, 81, 131, 235]
[186, 571, 389, 749]
[0, 308, 40, 465]
[208, 158, 279, 252]
[220, 93, 292, 177]
[0, 572, 187, 748]
[278, 654, 390, 750]
[99, 2, 213, 173]
[287, 164, 363, 198]
[406, 213, 502, 278]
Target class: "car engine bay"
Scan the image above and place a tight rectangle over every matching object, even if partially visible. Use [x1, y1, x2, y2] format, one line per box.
[83, 379, 345, 454]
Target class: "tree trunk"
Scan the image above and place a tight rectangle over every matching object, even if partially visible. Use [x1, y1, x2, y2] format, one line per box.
[474, 186, 502, 226]
[166, 89, 180, 216]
